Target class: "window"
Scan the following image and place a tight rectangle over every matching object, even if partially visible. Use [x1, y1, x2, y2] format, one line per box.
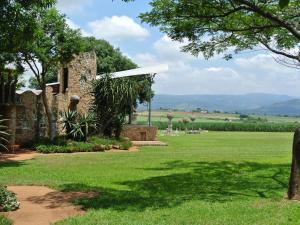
[63, 68, 69, 93]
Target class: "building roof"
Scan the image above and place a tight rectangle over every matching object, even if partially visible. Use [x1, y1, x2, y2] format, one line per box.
[96, 64, 169, 80]
[16, 89, 42, 96]
[46, 82, 60, 86]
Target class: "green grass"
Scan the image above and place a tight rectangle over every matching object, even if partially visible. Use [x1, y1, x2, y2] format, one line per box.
[0, 216, 11, 225]
[0, 132, 299, 224]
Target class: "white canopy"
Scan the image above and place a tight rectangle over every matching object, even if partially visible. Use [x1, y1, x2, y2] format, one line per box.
[96, 64, 169, 79]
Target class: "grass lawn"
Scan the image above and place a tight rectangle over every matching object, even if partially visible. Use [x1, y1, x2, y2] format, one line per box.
[1, 132, 299, 224]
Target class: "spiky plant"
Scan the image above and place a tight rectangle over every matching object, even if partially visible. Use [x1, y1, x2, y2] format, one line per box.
[78, 113, 96, 142]
[61, 110, 78, 139]
[0, 115, 9, 151]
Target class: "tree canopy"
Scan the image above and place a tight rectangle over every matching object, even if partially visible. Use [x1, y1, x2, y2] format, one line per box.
[138, 0, 299, 67]
[82, 37, 137, 74]
[0, 0, 55, 58]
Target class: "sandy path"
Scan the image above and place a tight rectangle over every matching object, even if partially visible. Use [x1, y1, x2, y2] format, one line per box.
[1, 186, 97, 225]
[0, 151, 40, 162]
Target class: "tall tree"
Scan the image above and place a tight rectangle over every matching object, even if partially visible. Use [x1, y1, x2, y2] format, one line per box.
[82, 37, 137, 73]
[137, 0, 299, 68]
[0, 0, 55, 55]
[0, 0, 56, 87]
[17, 8, 82, 138]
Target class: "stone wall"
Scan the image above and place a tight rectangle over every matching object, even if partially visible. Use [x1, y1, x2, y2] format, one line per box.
[121, 125, 157, 141]
[57, 52, 97, 114]
[15, 91, 44, 144]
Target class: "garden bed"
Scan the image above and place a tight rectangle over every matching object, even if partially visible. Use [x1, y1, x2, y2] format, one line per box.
[32, 136, 132, 154]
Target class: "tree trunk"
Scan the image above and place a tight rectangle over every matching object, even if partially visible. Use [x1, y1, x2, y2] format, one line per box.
[288, 128, 300, 200]
[41, 88, 54, 140]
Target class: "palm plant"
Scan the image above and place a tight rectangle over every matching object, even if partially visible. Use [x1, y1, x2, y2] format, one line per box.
[0, 115, 9, 151]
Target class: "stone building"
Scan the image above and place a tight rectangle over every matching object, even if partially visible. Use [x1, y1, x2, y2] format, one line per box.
[0, 52, 167, 147]
[0, 52, 97, 146]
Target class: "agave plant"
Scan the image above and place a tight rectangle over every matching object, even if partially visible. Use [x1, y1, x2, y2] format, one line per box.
[78, 113, 96, 141]
[0, 115, 9, 151]
[60, 110, 78, 139]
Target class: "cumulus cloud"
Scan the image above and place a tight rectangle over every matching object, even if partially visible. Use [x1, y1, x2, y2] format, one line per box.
[87, 16, 150, 42]
[132, 35, 300, 96]
[66, 19, 91, 37]
[153, 35, 195, 62]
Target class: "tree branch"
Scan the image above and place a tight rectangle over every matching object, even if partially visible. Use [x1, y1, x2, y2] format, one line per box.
[236, 0, 300, 40]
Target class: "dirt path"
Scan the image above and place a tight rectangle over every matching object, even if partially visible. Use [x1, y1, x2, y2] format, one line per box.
[0, 150, 40, 162]
[0, 146, 139, 163]
[1, 186, 97, 225]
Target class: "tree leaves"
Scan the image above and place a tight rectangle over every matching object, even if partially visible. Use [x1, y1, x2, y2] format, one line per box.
[279, 0, 290, 8]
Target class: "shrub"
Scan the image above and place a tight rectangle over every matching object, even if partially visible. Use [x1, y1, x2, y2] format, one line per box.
[0, 216, 12, 225]
[0, 186, 19, 212]
[120, 141, 132, 150]
[35, 136, 133, 153]
[36, 144, 72, 154]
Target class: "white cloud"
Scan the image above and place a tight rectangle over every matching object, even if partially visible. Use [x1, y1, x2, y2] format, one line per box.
[87, 16, 149, 42]
[153, 35, 195, 62]
[66, 19, 91, 37]
[132, 35, 300, 96]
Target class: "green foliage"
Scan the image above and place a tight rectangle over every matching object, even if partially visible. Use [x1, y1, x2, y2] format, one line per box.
[61, 111, 96, 142]
[138, 121, 299, 132]
[139, 0, 300, 65]
[0, 186, 19, 212]
[0, 0, 55, 54]
[92, 74, 151, 137]
[0, 115, 9, 151]
[0, 216, 12, 225]
[35, 136, 132, 153]
[279, 0, 290, 8]
[82, 37, 137, 74]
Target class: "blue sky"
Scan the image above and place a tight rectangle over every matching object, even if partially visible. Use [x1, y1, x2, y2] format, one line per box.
[51, 0, 300, 96]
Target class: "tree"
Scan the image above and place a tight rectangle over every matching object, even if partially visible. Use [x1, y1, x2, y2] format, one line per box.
[82, 37, 137, 74]
[138, 0, 299, 68]
[0, 0, 55, 58]
[17, 8, 82, 138]
[28, 65, 58, 89]
[91, 74, 151, 138]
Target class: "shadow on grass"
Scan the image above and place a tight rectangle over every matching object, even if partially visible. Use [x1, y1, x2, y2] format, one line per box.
[0, 160, 25, 168]
[58, 160, 291, 211]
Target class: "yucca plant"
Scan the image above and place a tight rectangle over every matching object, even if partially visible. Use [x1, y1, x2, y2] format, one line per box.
[78, 113, 96, 142]
[0, 115, 9, 151]
[61, 110, 78, 139]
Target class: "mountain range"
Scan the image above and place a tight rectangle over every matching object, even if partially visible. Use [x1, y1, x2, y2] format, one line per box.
[139, 93, 300, 116]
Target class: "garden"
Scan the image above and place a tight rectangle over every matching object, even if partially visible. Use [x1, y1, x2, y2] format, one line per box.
[1, 131, 300, 224]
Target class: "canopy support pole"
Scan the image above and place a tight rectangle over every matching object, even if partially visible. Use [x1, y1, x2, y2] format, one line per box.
[148, 74, 155, 126]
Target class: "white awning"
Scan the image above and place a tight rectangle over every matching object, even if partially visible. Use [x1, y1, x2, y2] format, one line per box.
[16, 89, 42, 96]
[96, 64, 169, 79]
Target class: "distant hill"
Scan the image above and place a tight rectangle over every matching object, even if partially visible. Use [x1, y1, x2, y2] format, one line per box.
[139, 93, 294, 113]
[245, 99, 300, 116]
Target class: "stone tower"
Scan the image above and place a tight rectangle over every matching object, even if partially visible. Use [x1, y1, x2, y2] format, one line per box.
[56, 52, 97, 115]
